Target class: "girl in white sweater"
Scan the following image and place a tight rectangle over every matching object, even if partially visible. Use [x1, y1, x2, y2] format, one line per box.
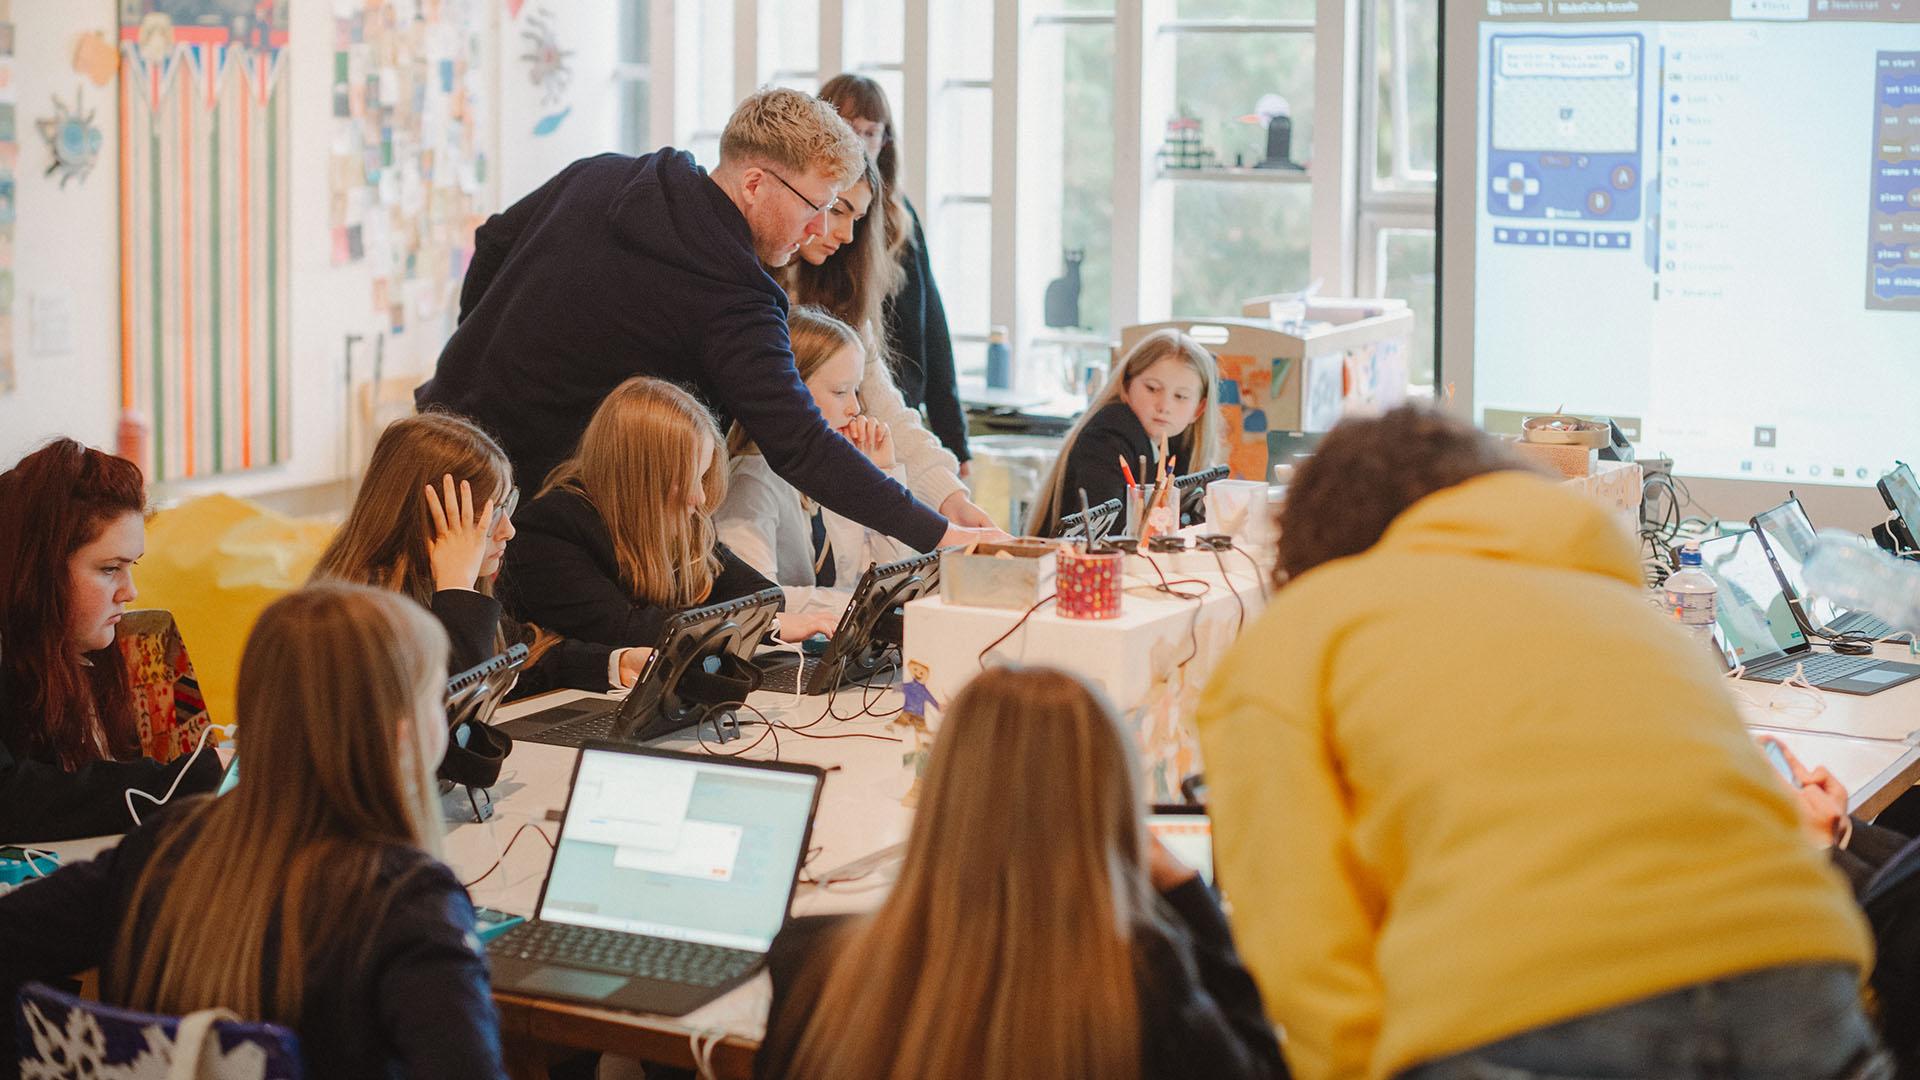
[716, 307, 919, 615]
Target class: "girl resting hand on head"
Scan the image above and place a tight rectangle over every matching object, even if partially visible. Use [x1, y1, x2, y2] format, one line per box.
[311, 412, 651, 695]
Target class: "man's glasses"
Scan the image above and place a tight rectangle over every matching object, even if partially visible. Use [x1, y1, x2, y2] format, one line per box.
[766, 168, 831, 217]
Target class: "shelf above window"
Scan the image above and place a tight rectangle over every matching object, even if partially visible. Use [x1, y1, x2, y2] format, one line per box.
[1154, 166, 1311, 185]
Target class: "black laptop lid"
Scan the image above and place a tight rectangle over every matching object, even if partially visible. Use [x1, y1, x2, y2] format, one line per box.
[1698, 531, 1808, 670]
[1752, 498, 1846, 629]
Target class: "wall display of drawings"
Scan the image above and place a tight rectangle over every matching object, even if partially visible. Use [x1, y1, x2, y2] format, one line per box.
[0, 0, 17, 396]
[329, 0, 489, 342]
[119, 1, 292, 480]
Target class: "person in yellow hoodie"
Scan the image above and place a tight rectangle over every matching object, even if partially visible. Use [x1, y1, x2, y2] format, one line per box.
[1198, 406, 1884, 1080]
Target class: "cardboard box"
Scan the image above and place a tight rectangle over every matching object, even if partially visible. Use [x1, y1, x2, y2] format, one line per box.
[939, 540, 1059, 611]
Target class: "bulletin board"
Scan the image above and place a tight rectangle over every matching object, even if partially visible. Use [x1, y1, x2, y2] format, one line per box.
[328, 0, 490, 341]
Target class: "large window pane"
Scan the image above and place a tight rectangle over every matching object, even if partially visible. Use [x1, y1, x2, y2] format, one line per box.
[932, 86, 994, 197]
[1170, 181, 1312, 316]
[619, 80, 650, 155]
[843, 0, 903, 66]
[760, 0, 820, 86]
[1020, 20, 1114, 339]
[685, 0, 734, 166]
[933, 200, 992, 338]
[1377, 228, 1435, 387]
[620, 0, 649, 63]
[1170, 31, 1314, 172]
[1372, 0, 1437, 186]
[932, 0, 993, 81]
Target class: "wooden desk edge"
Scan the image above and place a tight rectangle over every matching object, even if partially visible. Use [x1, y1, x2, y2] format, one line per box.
[494, 991, 759, 1078]
[1851, 743, 1920, 820]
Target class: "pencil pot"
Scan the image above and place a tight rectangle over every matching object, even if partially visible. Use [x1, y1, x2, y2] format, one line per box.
[1056, 547, 1124, 620]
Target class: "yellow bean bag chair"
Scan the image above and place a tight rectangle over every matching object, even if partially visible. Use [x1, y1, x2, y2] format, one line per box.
[136, 495, 337, 731]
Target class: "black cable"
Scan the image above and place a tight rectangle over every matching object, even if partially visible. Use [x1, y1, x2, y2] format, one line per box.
[694, 703, 779, 759]
[1230, 543, 1271, 601]
[976, 593, 1059, 669]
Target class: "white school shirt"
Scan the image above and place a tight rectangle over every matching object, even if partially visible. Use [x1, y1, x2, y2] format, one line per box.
[716, 453, 921, 615]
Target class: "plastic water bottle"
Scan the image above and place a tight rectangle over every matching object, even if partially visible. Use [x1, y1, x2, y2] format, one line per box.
[1803, 531, 1920, 633]
[1662, 541, 1719, 653]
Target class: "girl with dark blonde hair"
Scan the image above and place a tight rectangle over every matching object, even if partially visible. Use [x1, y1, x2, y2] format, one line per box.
[505, 376, 838, 645]
[0, 583, 508, 1078]
[716, 306, 918, 613]
[312, 412, 650, 695]
[818, 73, 972, 472]
[757, 666, 1285, 1080]
[774, 147, 995, 529]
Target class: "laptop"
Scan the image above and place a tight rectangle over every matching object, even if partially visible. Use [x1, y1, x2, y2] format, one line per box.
[1751, 498, 1897, 640]
[1881, 463, 1920, 554]
[1699, 531, 1920, 696]
[218, 645, 530, 797]
[754, 551, 942, 696]
[487, 742, 825, 1016]
[502, 588, 782, 748]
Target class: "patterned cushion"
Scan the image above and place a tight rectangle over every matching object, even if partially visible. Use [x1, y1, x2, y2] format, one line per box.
[15, 982, 301, 1079]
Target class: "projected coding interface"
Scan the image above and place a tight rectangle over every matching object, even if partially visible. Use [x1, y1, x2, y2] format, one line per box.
[1471, 3, 1920, 486]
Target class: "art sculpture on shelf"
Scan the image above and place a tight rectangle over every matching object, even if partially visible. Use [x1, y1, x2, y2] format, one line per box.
[1156, 113, 1217, 170]
[1241, 94, 1304, 171]
[1043, 248, 1084, 330]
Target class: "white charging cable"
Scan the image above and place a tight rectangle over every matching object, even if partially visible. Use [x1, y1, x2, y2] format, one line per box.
[1725, 663, 1826, 718]
[125, 722, 236, 827]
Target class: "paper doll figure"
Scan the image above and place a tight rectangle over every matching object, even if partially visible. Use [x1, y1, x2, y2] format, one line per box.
[892, 660, 941, 806]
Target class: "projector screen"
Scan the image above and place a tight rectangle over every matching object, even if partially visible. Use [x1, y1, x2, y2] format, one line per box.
[1440, 1, 1920, 489]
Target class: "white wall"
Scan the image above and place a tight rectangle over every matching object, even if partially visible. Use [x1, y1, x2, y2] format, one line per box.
[0, 2, 617, 502]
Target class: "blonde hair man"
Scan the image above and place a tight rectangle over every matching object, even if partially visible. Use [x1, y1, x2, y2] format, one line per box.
[417, 87, 1001, 555]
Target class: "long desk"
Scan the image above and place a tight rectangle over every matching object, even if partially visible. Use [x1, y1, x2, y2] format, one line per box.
[1721, 640, 1920, 818]
[22, 583, 1920, 1077]
[466, 684, 916, 1078]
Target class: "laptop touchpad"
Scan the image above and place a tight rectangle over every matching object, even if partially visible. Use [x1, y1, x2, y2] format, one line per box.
[523, 967, 627, 999]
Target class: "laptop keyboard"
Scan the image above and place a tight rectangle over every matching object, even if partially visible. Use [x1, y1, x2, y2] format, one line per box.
[757, 656, 822, 695]
[1844, 614, 1897, 640]
[1751, 651, 1884, 684]
[495, 920, 760, 988]
[519, 708, 620, 748]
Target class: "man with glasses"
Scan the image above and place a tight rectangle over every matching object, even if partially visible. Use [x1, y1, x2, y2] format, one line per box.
[416, 88, 1001, 554]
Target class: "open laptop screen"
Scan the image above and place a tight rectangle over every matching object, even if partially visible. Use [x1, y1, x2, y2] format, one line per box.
[1753, 500, 1840, 627]
[1888, 465, 1920, 537]
[1698, 531, 1805, 668]
[539, 748, 820, 952]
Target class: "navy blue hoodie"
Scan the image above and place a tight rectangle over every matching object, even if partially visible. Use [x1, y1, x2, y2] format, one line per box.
[415, 150, 947, 551]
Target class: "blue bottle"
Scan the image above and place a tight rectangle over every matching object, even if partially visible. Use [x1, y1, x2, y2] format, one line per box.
[986, 326, 1011, 389]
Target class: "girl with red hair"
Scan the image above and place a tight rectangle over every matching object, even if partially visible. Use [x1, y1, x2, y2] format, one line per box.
[0, 439, 222, 842]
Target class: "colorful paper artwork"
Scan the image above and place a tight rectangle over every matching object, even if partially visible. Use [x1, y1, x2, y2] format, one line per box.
[1213, 352, 1278, 481]
[329, 0, 490, 340]
[0, 0, 15, 397]
[119, 1, 293, 480]
[518, 7, 573, 137]
[36, 87, 103, 188]
[72, 30, 118, 87]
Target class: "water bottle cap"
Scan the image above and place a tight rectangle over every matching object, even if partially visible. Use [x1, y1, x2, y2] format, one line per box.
[1678, 542, 1702, 567]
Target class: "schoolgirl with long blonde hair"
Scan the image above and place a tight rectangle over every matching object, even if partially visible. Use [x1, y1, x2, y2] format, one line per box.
[0, 583, 510, 1078]
[504, 376, 837, 645]
[1026, 329, 1224, 537]
[756, 666, 1285, 1080]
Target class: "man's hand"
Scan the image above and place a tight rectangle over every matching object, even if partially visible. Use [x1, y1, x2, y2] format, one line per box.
[938, 490, 1000, 530]
[938, 522, 1012, 549]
